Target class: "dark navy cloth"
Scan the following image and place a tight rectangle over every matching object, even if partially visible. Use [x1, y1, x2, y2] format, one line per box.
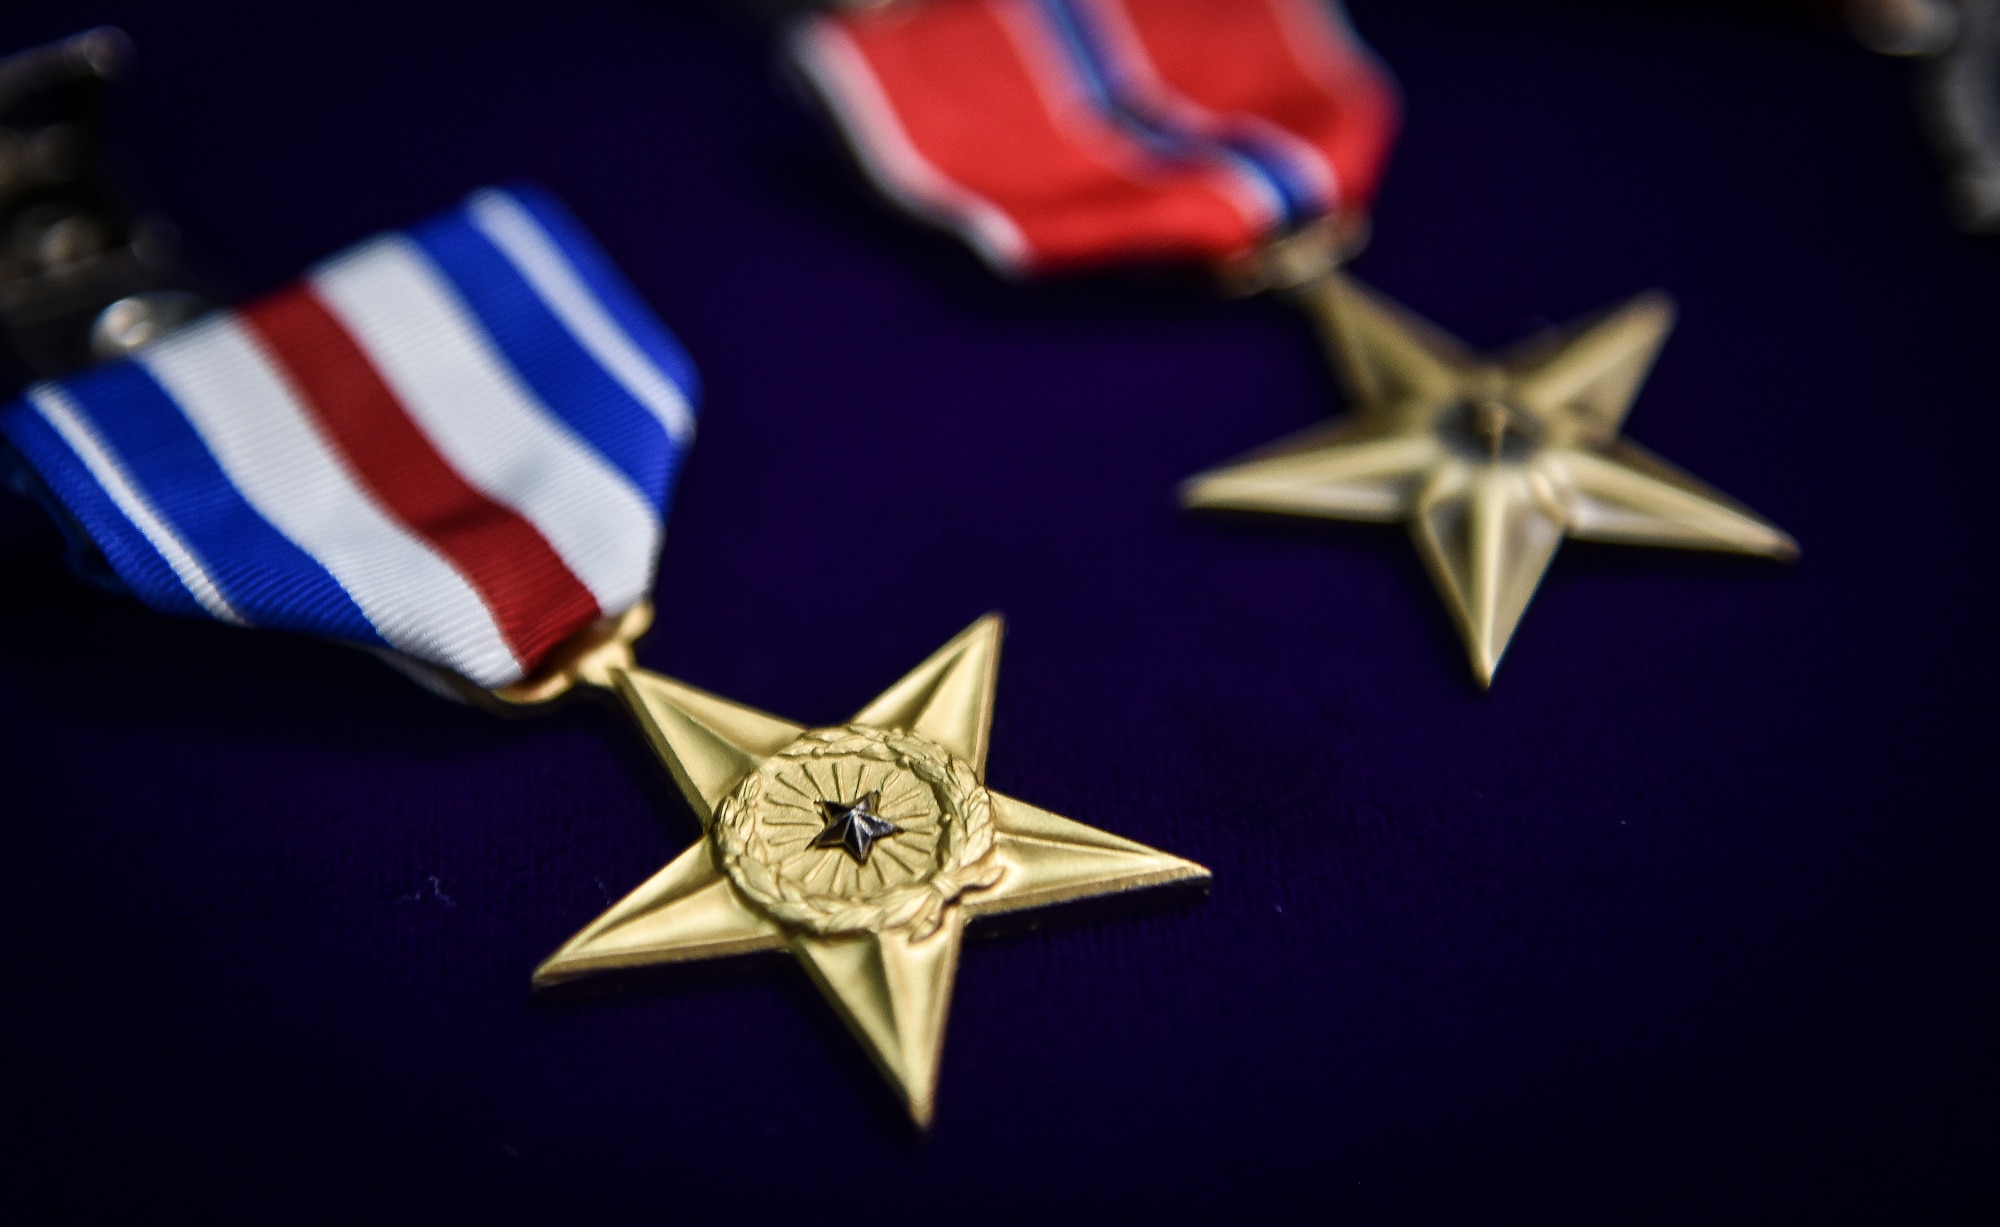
[0, 1, 1990, 1221]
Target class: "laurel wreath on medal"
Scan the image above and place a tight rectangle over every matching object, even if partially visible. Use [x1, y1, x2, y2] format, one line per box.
[714, 726, 1002, 940]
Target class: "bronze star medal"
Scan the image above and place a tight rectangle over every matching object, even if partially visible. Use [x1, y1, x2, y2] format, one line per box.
[518, 613, 1209, 1125]
[1182, 272, 1799, 684]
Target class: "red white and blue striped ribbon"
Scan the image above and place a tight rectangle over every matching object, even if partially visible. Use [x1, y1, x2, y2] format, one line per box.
[793, 0, 1400, 275]
[0, 185, 698, 689]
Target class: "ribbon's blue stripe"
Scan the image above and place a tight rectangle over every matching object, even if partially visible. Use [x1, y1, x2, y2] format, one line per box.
[1218, 130, 1322, 223]
[59, 363, 386, 644]
[0, 399, 208, 619]
[1036, 0, 1204, 163]
[499, 183, 704, 410]
[410, 212, 679, 507]
[1036, 0, 1320, 229]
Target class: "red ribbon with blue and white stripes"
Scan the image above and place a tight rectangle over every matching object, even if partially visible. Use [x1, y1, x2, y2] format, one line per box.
[0, 185, 697, 689]
[793, 0, 1400, 275]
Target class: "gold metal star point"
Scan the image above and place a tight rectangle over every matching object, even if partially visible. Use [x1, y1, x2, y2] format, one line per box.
[1181, 272, 1798, 685]
[529, 614, 1209, 1126]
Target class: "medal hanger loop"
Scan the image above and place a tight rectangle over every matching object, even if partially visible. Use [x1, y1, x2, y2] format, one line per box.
[377, 602, 654, 714]
[485, 601, 652, 708]
[1215, 211, 1370, 300]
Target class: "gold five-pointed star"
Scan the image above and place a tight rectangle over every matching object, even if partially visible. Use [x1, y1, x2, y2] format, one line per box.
[531, 615, 1208, 1125]
[1180, 272, 1799, 684]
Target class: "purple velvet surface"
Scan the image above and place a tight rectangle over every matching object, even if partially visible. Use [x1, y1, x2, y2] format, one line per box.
[0, 1, 1991, 1220]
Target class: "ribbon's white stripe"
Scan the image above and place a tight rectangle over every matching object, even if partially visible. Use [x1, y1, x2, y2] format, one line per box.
[141, 315, 521, 686]
[309, 236, 659, 618]
[466, 188, 697, 446]
[793, 18, 1032, 274]
[29, 383, 245, 625]
[1094, 0, 1338, 214]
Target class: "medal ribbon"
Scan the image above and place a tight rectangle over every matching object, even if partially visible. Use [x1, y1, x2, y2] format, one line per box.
[0, 185, 699, 688]
[793, 0, 1400, 274]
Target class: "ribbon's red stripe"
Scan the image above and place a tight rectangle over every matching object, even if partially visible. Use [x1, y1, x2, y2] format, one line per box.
[243, 286, 600, 670]
[842, 0, 1261, 270]
[1119, 0, 1398, 213]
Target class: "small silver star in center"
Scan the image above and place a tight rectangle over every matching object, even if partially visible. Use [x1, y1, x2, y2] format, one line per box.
[811, 791, 902, 865]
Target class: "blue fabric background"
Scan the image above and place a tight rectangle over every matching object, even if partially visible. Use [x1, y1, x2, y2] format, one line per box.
[0, 1, 1990, 1220]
